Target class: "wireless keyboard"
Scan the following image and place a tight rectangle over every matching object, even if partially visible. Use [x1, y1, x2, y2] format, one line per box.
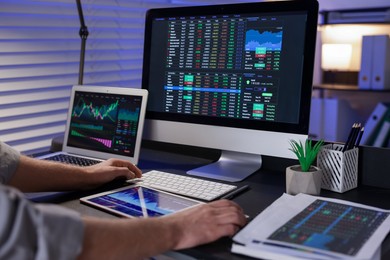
[131, 170, 238, 201]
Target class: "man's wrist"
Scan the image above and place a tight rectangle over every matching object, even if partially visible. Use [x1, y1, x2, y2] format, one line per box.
[159, 215, 183, 250]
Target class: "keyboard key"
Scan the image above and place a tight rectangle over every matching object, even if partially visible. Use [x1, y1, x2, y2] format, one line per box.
[44, 154, 101, 166]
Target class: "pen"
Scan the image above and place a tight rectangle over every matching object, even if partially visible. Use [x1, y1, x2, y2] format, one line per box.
[343, 123, 356, 152]
[354, 127, 364, 148]
[220, 185, 249, 200]
[347, 123, 361, 150]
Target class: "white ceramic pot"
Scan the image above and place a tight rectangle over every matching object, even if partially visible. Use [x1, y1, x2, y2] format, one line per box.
[286, 165, 322, 195]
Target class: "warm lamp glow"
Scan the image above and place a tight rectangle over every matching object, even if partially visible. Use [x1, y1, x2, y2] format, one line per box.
[321, 44, 352, 70]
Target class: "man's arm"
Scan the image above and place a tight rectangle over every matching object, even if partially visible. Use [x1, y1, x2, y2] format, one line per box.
[1, 142, 247, 259]
[0, 185, 245, 260]
[78, 199, 246, 260]
[8, 155, 142, 192]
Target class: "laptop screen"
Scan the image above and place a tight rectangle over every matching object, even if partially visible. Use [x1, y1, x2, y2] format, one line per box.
[66, 90, 144, 157]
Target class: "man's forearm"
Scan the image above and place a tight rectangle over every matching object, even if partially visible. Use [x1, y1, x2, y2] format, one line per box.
[8, 155, 139, 193]
[8, 155, 88, 192]
[79, 217, 178, 260]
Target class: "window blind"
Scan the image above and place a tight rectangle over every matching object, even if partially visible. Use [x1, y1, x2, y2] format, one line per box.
[0, 0, 259, 155]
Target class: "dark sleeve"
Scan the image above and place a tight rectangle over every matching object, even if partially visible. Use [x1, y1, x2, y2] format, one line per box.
[0, 185, 84, 260]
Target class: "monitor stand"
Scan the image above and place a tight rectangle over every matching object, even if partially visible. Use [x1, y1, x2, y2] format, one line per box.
[187, 151, 262, 182]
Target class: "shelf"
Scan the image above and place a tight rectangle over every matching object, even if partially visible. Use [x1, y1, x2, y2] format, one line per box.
[313, 84, 390, 92]
[320, 7, 390, 25]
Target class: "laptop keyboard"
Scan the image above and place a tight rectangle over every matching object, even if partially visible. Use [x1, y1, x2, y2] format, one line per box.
[133, 170, 238, 201]
[44, 154, 101, 166]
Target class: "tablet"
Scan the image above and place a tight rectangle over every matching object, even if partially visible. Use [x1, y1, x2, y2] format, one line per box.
[80, 185, 203, 218]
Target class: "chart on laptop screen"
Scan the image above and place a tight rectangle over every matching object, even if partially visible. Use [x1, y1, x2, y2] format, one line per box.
[68, 91, 142, 156]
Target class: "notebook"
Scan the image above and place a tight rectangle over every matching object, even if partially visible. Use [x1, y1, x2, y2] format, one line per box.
[37, 85, 148, 166]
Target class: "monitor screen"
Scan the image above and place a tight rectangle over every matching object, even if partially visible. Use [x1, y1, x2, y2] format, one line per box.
[142, 0, 318, 182]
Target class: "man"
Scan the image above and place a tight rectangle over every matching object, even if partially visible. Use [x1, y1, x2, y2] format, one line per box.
[0, 141, 246, 259]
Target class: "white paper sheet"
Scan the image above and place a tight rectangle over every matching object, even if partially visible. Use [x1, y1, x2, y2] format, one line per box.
[232, 193, 390, 260]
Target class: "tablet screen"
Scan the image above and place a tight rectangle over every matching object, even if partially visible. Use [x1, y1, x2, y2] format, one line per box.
[80, 185, 202, 218]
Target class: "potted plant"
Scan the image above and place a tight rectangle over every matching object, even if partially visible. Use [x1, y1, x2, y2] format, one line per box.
[286, 139, 324, 195]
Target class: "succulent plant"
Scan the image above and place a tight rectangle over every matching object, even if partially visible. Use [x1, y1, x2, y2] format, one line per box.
[289, 139, 324, 172]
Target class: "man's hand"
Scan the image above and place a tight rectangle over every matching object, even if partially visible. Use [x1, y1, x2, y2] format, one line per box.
[164, 199, 247, 250]
[82, 158, 142, 189]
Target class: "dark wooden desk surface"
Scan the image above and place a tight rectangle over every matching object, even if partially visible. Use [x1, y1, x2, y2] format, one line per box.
[45, 142, 389, 260]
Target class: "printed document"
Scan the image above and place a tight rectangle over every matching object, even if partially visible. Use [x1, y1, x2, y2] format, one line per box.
[232, 193, 390, 260]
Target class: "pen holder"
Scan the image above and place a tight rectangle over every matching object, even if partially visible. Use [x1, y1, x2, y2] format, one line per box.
[317, 144, 358, 193]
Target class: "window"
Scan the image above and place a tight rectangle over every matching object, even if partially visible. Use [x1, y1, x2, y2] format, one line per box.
[0, 0, 259, 155]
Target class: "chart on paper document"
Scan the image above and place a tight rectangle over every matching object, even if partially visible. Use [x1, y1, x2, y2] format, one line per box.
[268, 199, 389, 256]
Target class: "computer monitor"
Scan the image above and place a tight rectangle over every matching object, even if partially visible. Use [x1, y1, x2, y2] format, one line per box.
[141, 0, 319, 182]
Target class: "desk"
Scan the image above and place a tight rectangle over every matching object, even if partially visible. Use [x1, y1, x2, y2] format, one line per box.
[50, 142, 390, 259]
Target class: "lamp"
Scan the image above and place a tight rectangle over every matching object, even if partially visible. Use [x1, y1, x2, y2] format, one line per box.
[321, 43, 352, 71]
[76, 0, 89, 85]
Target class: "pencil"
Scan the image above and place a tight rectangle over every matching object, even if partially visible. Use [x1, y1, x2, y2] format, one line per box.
[220, 185, 249, 200]
[348, 123, 361, 150]
[354, 127, 364, 148]
[343, 123, 356, 152]
[349, 123, 362, 149]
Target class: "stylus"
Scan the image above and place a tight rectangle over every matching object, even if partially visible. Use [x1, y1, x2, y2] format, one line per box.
[220, 185, 249, 200]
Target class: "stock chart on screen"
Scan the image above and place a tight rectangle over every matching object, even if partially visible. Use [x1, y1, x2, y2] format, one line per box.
[68, 91, 142, 156]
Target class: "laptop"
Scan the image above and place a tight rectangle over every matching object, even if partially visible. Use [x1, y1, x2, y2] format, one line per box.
[37, 85, 148, 166]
